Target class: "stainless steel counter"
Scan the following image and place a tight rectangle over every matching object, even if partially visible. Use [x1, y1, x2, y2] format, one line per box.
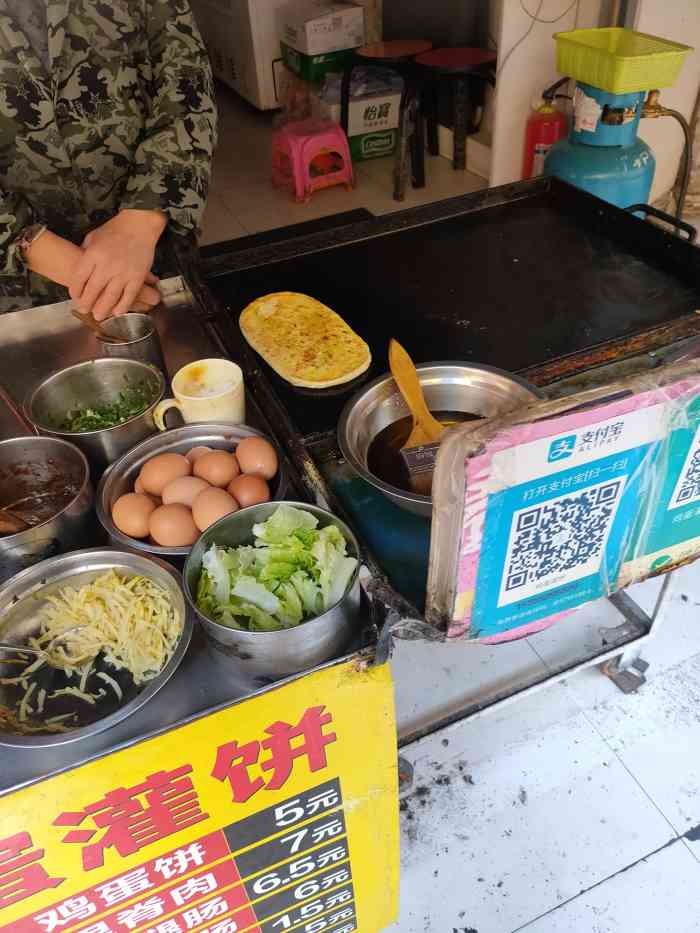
[0, 280, 261, 794]
[0, 277, 211, 428]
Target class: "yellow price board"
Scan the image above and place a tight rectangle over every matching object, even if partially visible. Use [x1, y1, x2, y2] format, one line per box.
[0, 659, 398, 933]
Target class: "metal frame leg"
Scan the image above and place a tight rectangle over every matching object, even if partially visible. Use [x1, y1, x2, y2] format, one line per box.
[601, 571, 678, 693]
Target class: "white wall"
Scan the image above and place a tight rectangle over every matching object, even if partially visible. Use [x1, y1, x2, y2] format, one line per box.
[633, 1, 700, 202]
[490, 0, 604, 187]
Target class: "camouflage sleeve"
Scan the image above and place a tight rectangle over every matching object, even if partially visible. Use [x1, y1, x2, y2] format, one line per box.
[120, 0, 218, 239]
[0, 189, 34, 279]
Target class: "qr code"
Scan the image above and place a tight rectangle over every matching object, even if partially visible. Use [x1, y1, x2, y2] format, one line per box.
[498, 479, 625, 607]
[669, 431, 700, 509]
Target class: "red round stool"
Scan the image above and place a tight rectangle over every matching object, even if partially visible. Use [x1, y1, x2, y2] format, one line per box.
[415, 47, 497, 170]
[340, 39, 432, 200]
[356, 39, 434, 60]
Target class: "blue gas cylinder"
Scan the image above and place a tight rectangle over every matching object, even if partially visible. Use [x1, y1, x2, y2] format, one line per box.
[544, 81, 655, 208]
[545, 136, 655, 208]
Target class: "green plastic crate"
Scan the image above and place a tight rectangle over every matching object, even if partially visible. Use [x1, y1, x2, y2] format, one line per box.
[554, 27, 691, 94]
[281, 42, 356, 85]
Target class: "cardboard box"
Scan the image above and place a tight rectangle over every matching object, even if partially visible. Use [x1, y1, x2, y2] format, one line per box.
[348, 129, 397, 161]
[191, 0, 286, 110]
[281, 1, 364, 55]
[318, 91, 400, 135]
[280, 41, 355, 85]
[314, 86, 401, 160]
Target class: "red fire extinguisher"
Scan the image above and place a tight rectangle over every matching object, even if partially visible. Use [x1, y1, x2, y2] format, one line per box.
[522, 100, 569, 180]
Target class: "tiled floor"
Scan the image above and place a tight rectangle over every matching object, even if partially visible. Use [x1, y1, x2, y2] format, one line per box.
[200, 85, 486, 246]
[391, 565, 700, 932]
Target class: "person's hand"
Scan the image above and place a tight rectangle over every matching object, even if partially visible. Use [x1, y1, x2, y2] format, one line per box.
[69, 210, 166, 320]
[23, 230, 162, 312]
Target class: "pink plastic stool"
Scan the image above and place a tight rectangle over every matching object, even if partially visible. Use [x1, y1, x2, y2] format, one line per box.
[272, 119, 353, 203]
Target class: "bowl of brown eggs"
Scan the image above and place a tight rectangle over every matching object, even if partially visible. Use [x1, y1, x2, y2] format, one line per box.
[96, 423, 287, 559]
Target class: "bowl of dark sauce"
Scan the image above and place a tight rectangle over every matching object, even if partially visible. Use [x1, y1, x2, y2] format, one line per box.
[338, 363, 541, 517]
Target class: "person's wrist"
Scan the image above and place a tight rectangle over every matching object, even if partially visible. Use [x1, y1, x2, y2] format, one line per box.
[117, 208, 167, 243]
[18, 223, 48, 260]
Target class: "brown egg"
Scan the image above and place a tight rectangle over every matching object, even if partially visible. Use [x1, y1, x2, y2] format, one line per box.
[227, 474, 271, 508]
[149, 504, 199, 547]
[140, 453, 191, 496]
[193, 450, 240, 488]
[162, 475, 211, 507]
[235, 436, 278, 480]
[111, 493, 156, 539]
[133, 476, 159, 506]
[186, 445, 213, 464]
[192, 487, 239, 532]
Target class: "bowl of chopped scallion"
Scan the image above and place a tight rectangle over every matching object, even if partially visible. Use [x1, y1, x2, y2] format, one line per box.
[25, 359, 166, 471]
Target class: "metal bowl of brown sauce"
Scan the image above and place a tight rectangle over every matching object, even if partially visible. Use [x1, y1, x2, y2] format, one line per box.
[0, 436, 94, 584]
[338, 362, 542, 517]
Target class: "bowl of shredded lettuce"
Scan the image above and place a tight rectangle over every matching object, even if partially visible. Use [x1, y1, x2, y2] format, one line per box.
[183, 503, 361, 680]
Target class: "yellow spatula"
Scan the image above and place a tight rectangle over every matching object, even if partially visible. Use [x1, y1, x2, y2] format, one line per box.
[389, 339, 444, 448]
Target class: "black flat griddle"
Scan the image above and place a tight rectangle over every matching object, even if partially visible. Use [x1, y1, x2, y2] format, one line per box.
[202, 179, 700, 438]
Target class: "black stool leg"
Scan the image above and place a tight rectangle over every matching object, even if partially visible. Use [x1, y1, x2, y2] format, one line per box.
[340, 64, 354, 135]
[453, 75, 468, 170]
[426, 73, 440, 156]
[410, 89, 426, 188]
[393, 82, 411, 201]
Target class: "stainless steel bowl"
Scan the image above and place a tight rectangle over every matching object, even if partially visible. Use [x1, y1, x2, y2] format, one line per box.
[0, 548, 192, 748]
[96, 423, 288, 561]
[0, 437, 94, 585]
[338, 362, 542, 517]
[183, 502, 361, 683]
[97, 314, 167, 375]
[25, 358, 165, 471]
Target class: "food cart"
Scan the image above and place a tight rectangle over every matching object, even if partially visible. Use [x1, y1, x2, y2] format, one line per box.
[2, 176, 700, 933]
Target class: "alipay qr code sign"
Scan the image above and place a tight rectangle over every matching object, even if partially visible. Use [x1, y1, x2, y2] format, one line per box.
[621, 386, 700, 582]
[496, 475, 628, 608]
[669, 431, 700, 507]
[459, 403, 667, 640]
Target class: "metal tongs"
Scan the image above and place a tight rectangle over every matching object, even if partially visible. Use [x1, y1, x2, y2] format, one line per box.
[70, 309, 122, 343]
[0, 627, 86, 670]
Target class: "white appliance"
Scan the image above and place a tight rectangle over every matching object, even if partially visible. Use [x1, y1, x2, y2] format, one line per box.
[191, 0, 288, 110]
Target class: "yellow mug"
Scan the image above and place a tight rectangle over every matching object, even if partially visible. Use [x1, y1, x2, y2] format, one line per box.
[153, 358, 245, 430]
